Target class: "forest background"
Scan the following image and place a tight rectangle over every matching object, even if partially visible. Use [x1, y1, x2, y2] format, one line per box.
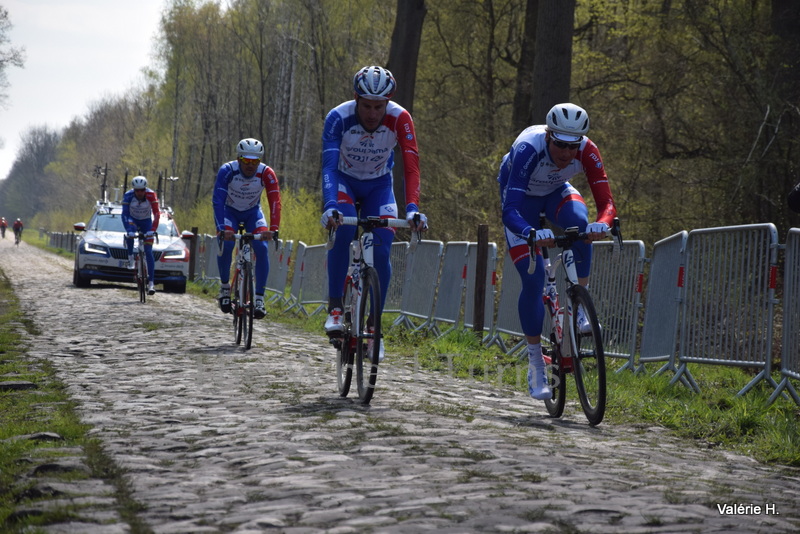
[1, 0, 799, 252]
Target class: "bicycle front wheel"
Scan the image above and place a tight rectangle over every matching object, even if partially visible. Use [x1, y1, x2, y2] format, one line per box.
[137, 254, 147, 303]
[543, 335, 567, 419]
[336, 279, 355, 397]
[569, 285, 606, 425]
[355, 267, 382, 405]
[242, 263, 255, 350]
[233, 270, 243, 345]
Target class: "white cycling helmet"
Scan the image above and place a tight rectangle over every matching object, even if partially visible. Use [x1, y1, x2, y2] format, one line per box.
[546, 103, 590, 143]
[131, 176, 148, 190]
[237, 138, 264, 159]
[353, 66, 396, 100]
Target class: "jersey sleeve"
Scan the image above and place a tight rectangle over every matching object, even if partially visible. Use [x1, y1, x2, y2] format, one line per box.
[147, 191, 160, 231]
[501, 143, 539, 238]
[121, 190, 134, 230]
[262, 166, 282, 231]
[212, 164, 231, 232]
[321, 110, 344, 210]
[580, 140, 617, 226]
[395, 109, 421, 212]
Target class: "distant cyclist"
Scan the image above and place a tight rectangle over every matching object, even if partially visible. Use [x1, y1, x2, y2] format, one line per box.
[498, 103, 617, 401]
[320, 65, 428, 361]
[12, 218, 23, 244]
[0, 217, 7, 238]
[122, 176, 160, 296]
[213, 138, 282, 320]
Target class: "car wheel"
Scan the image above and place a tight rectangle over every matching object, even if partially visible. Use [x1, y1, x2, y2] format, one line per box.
[73, 266, 91, 288]
[164, 280, 186, 294]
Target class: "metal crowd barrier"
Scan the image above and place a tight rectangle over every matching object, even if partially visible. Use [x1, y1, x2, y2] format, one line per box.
[486, 254, 525, 355]
[284, 242, 307, 315]
[638, 232, 688, 381]
[673, 224, 780, 396]
[464, 243, 497, 340]
[296, 244, 327, 316]
[393, 240, 444, 331]
[386, 241, 409, 314]
[428, 241, 470, 337]
[769, 228, 800, 405]
[590, 240, 646, 371]
[265, 239, 293, 304]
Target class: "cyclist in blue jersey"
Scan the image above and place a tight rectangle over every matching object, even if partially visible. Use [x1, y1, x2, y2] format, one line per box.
[122, 176, 160, 295]
[213, 138, 282, 319]
[320, 65, 428, 361]
[499, 103, 617, 401]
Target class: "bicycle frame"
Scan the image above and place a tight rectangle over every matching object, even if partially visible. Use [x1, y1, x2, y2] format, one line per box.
[328, 213, 419, 403]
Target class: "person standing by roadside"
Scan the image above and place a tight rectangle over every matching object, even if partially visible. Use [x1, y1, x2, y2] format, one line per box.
[122, 177, 160, 295]
[213, 138, 282, 320]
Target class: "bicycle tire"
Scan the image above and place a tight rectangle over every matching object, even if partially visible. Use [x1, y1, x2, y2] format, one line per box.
[243, 262, 255, 350]
[336, 278, 355, 397]
[543, 334, 567, 418]
[137, 253, 147, 303]
[355, 266, 382, 405]
[233, 269, 243, 345]
[568, 285, 606, 425]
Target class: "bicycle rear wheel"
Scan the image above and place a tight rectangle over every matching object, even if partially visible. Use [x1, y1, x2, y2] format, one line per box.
[356, 267, 382, 405]
[543, 335, 567, 418]
[242, 263, 255, 350]
[336, 279, 355, 397]
[569, 285, 606, 425]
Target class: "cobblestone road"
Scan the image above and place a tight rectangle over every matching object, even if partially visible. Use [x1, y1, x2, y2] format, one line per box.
[1, 238, 799, 533]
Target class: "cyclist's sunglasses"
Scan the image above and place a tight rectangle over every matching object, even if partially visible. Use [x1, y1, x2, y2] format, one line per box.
[551, 139, 581, 150]
[239, 157, 261, 165]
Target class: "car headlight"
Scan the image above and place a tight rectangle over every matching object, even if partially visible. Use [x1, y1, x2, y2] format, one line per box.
[161, 248, 187, 260]
[83, 242, 109, 255]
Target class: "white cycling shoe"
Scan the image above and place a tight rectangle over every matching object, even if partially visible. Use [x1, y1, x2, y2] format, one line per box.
[324, 308, 345, 335]
[147, 282, 155, 296]
[528, 365, 552, 400]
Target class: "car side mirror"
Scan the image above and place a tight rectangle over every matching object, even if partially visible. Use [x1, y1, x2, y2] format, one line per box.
[73, 222, 86, 232]
[181, 230, 195, 238]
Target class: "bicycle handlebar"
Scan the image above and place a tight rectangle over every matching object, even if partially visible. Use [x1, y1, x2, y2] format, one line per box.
[326, 211, 421, 250]
[526, 217, 623, 275]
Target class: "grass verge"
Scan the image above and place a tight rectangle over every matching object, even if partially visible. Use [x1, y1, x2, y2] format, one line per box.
[0, 268, 150, 533]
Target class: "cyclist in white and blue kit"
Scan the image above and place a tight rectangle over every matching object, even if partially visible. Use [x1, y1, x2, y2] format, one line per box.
[320, 65, 428, 361]
[499, 103, 617, 401]
[122, 176, 160, 295]
[213, 138, 282, 319]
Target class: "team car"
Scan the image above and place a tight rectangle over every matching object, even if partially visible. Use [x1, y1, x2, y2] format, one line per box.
[73, 201, 192, 293]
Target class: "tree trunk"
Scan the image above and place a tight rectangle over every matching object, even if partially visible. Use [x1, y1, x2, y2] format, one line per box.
[387, 0, 427, 213]
[530, 0, 576, 125]
[512, 0, 538, 132]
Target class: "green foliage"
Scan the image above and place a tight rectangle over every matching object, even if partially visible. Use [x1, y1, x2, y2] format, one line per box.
[3, 0, 800, 250]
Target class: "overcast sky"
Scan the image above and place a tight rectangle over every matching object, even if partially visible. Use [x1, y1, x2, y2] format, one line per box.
[0, 1, 165, 181]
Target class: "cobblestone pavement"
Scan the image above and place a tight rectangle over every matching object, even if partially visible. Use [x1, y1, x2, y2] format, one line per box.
[2, 238, 800, 534]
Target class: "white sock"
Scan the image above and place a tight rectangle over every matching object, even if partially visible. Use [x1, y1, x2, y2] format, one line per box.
[528, 342, 544, 369]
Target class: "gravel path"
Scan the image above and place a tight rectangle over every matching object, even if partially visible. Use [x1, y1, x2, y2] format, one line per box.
[1, 237, 799, 533]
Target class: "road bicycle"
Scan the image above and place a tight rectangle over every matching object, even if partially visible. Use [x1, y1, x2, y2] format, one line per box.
[222, 224, 278, 350]
[131, 231, 158, 303]
[14, 229, 21, 246]
[532, 216, 622, 425]
[328, 212, 419, 405]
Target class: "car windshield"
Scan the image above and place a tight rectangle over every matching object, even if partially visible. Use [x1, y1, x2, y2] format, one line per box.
[91, 212, 180, 237]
